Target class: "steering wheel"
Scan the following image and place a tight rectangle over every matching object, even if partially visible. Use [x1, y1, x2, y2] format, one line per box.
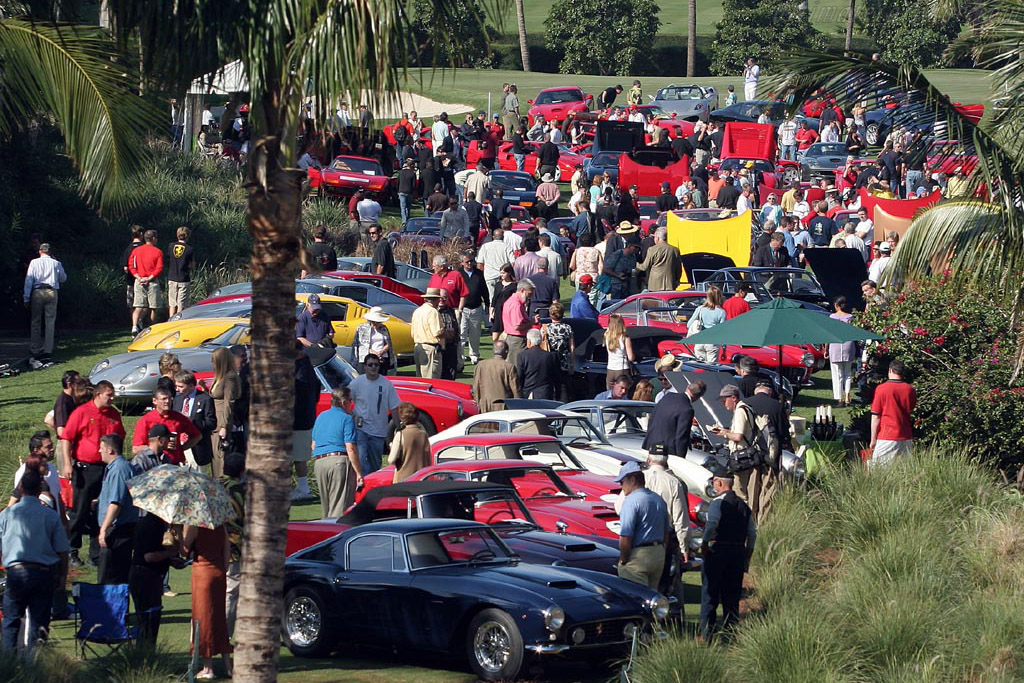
[486, 510, 515, 523]
[568, 435, 591, 447]
[531, 487, 560, 497]
[467, 549, 497, 563]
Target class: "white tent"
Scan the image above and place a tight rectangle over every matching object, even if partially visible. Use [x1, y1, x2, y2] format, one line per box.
[182, 61, 250, 151]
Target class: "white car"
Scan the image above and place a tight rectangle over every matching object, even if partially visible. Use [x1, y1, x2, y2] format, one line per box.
[432, 409, 717, 499]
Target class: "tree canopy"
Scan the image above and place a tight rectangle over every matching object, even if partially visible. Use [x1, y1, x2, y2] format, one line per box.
[710, 0, 826, 76]
[545, 0, 661, 76]
[857, 0, 964, 68]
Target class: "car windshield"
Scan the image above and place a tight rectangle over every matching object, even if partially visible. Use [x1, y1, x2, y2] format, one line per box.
[417, 490, 537, 527]
[657, 86, 703, 100]
[316, 354, 360, 389]
[593, 407, 650, 435]
[535, 89, 583, 105]
[746, 269, 824, 295]
[719, 158, 774, 173]
[810, 143, 847, 155]
[657, 209, 729, 227]
[591, 152, 621, 166]
[403, 221, 440, 235]
[204, 324, 250, 347]
[472, 466, 574, 498]
[490, 175, 535, 192]
[406, 527, 515, 569]
[330, 157, 382, 174]
[484, 441, 585, 470]
[641, 105, 666, 117]
[510, 417, 607, 444]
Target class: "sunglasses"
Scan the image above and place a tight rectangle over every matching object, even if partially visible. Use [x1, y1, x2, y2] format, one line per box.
[364, 362, 380, 368]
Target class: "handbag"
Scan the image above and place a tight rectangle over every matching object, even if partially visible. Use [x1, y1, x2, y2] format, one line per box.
[726, 407, 767, 473]
[686, 307, 704, 337]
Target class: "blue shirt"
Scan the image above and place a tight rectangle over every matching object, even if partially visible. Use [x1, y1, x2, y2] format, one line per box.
[619, 487, 668, 544]
[296, 309, 334, 344]
[99, 456, 139, 527]
[570, 290, 599, 320]
[311, 407, 358, 456]
[0, 495, 71, 566]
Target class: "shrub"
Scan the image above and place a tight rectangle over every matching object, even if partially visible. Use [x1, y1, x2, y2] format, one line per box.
[545, 0, 661, 76]
[857, 277, 1024, 472]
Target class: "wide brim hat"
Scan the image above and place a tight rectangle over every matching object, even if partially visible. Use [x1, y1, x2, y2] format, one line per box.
[616, 221, 639, 234]
[541, 173, 555, 183]
[423, 287, 443, 299]
[654, 353, 682, 373]
[365, 306, 391, 323]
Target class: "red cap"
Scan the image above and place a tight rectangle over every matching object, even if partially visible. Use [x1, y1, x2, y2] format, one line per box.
[579, 274, 595, 285]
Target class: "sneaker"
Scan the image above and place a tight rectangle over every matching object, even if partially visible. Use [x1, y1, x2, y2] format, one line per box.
[28, 358, 44, 370]
[68, 552, 85, 568]
[290, 489, 313, 501]
[163, 590, 178, 598]
[131, 326, 140, 335]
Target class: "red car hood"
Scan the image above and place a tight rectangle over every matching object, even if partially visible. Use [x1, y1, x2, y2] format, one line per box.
[722, 122, 777, 160]
[286, 519, 349, 555]
[525, 497, 620, 539]
[196, 293, 251, 306]
[557, 470, 620, 499]
[390, 376, 476, 404]
[529, 102, 588, 121]
[320, 168, 389, 190]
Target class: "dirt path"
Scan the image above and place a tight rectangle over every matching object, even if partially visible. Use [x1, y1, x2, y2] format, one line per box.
[348, 91, 474, 119]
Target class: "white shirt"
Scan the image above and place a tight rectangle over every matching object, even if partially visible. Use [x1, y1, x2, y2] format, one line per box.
[821, 125, 840, 143]
[538, 246, 562, 278]
[502, 230, 523, 251]
[201, 109, 215, 127]
[550, 128, 563, 144]
[431, 120, 450, 152]
[792, 201, 811, 220]
[348, 375, 401, 438]
[779, 120, 797, 146]
[855, 218, 874, 244]
[736, 194, 753, 214]
[757, 113, 771, 124]
[336, 108, 351, 128]
[843, 233, 867, 260]
[14, 463, 61, 508]
[744, 64, 760, 83]
[23, 254, 67, 302]
[868, 255, 891, 283]
[357, 198, 382, 223]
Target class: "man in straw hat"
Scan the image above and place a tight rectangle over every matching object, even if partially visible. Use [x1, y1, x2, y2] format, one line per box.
[535, 171, 561, 220]
[411, 288, 444, 379]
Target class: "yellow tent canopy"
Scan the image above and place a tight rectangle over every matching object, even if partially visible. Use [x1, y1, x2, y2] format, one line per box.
[666, 210, 752, 286]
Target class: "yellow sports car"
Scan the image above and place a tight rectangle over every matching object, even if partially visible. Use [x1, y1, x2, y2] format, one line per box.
[128, 294, 415, 356]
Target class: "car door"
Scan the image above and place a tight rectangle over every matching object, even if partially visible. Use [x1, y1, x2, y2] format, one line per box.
[342, 533, 410, 643]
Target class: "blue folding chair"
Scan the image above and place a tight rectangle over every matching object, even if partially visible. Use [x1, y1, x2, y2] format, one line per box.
[73, 582, 136, 658]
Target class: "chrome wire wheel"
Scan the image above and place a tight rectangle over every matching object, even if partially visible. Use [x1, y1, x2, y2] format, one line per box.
[472, 620, 512, 674]
[286, 596, 322, 648]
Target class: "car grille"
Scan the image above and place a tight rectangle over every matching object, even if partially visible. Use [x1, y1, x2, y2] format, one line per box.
[574, 618, 636, 645]
[781, 367, 808, 385]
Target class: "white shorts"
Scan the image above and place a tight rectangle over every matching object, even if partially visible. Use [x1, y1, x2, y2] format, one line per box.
[869, 439, 913, 467]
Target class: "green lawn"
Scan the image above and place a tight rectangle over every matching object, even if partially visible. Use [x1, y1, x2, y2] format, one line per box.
[402, 67, 997, 117]
[486, 0, 854, 38]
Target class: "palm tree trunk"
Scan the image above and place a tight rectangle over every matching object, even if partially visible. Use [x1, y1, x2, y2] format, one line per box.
[515, 0, 531, 72]
[845, 0, 855, 53]
[687, 0, 697, 77]
[234, 126, 304, 683]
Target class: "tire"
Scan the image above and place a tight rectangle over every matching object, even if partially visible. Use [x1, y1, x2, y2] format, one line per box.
[282, 586, 337, 658]
[782, 165, 801, 185]
[465, 608, 526, 681]
[865, 123, 880, 146]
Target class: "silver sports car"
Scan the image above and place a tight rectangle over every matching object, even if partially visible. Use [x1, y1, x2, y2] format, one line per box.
[650, 84, 718, 121]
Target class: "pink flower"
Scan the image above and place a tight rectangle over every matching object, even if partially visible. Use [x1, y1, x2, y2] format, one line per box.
[933, 335, 946, 345]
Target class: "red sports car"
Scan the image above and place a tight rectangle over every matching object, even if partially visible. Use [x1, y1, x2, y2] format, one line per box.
[715, 122, 801, 185]
[618, 147, 691, 198]
[323, 270, 425, 304]
[599, 291, 820, 385]
[527, 86, 593, 126]
[308, 155, 391, 199]
[466, 140, 586, 181]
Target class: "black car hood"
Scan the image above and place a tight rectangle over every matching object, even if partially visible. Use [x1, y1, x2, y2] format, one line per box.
[803, 247, 868, 310]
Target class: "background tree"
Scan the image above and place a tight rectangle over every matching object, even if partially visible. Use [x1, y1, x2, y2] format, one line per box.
[515, 0, 530, 71]
[687, 0, 697, 76]
[710, 0, 826, 76]
[410, 0, 495, 68]
[545, 0, 660, 76]
[107, 0, 469, 680]
[857, 0, 963, 67]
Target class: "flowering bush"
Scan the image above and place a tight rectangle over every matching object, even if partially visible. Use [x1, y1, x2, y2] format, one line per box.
[858, 277, 1024, 472]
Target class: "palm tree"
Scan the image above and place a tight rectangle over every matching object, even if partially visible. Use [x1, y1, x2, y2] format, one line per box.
[515, 0, 531, 71]
[687, 0, 696, 76]
[772, 0, 1024, 368]
[0, 17, 159, 210]
[845, 0, 855, 52]
[105, 1, 464, 680]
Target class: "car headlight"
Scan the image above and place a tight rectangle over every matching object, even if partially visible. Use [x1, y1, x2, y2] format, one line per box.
[802, 351, 815, 367]
[704, 477, 716, 498]
[119, 364, 149, 385]
[648, 595, 670, 620]
[91, 359, 110, 376]
[543, 606, 565, 632]
[158, 331, 181, 347]
[696, 500, 709, 524]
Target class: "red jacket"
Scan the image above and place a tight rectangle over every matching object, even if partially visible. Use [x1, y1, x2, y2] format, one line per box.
[129, 243, 164, 278]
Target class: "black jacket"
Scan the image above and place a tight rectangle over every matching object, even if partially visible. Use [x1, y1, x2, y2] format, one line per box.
[173, 390, 216, 465]
[743, 392, 792, 452]
[642, 391, 695, 456]
[716, 183, 740, 210]
[538, 141, 560, 168]
[515, 346, 560, 400]
[462, 268, 490, 310]
[397, 168, 417, 195]
[751, 243, 789, 268]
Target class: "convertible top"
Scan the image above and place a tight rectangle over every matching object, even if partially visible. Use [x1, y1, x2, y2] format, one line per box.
[338, 480, 514, 526]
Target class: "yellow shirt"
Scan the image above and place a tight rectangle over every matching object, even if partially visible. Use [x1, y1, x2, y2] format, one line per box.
[411, 303, 442, 345]
[781, 189, 798, 214]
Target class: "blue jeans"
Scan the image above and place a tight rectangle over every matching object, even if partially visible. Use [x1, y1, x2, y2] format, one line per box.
[780, 144, 797, 161]
[514, 153, 526, 171]
[905, 170, 924, 198]
[356, 430, 386, 475]
[2, 563, 55, 651]
[398, 193, 411, 225]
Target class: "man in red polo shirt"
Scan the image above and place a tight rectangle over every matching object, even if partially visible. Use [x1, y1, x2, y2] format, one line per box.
[723, 284, 753, 319]
[869, 358, 917, 467]
[60, 379, 125, 567]
[132, 387, 201, 465]
[128, 228, 165, 335]
[427, 255, 468, 312]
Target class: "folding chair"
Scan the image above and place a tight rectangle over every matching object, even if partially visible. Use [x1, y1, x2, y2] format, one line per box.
[73, 582, 135, 658]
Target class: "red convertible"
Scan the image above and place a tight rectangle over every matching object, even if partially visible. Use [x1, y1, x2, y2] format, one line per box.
[527, 86, 593, 126]
[599, 291, 821, 385]
[323, 270, 425, 305]
[715, 122, 801, 186]
[307, 155, 391, 199]
[466, 140, 586, 181]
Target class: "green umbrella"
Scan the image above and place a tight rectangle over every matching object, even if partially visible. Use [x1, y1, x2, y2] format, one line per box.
[682, 297, 883, 375]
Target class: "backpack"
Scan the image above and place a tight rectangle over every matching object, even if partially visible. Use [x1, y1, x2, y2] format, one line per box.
[393, 124, 409, 145]
[726, 405, 778, 473]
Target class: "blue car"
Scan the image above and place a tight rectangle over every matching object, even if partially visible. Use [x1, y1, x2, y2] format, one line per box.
[487, 170, 537, 211]
[282, 518, 669, 680]
[584, 150, 621, 184]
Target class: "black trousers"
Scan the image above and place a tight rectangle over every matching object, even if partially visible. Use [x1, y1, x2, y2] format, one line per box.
[69, 461, 105, 554]
[129, 565, 164, 647]
[441, 341, 460, 380]
[97, 523, 136, 585]
[699, 548, 745, 638]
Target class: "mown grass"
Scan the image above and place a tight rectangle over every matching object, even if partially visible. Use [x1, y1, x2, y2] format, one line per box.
[631, 445, 1024, 682]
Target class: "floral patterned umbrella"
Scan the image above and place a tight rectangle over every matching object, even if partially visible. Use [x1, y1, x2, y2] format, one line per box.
[128, 464, 236, 529]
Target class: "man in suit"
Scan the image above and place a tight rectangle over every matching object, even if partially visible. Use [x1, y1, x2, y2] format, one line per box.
[637, 227, 681, 292]
[643, 379, 706, 456]
[173, 370, 216, 468]
[514, 329, 559, 400]
[472, 340, 519, 412]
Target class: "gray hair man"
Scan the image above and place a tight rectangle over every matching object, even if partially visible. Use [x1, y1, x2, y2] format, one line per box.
[502, 279, 535, 364]
[514, 327, 559, 400]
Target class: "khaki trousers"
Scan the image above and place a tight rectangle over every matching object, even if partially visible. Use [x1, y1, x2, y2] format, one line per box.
[29, 287, 58, 356]
[315, 454, 356, 518]
[414, 343, 442, 378]
[617, 544, 666, 590]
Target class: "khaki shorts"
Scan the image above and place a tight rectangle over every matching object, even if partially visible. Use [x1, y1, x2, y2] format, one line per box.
[133, 280, 166, 308]
[168, 280, 190, 309]
[291, 429, 313, 462]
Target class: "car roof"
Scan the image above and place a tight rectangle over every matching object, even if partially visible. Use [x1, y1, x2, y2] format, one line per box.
[564, 399, 656, 409]
[471, 409, 579, 420]
[330, 154, 380, 163]
[433, 434, 561, 448]
[489, 170, 534, 179]
[716, 266, 808, 274]
[422, 459, 554, 472]
[616, 290, 703, 303]
[344, 518, 490, 534]
[538, 86, 583, 94]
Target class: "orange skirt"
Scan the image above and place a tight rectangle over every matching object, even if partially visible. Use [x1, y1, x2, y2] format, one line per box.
[192, 559, 233, 658]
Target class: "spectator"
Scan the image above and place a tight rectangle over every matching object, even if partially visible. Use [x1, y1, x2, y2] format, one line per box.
[96, 434, 138, 585]
[537, 233, 563, 279]
[742, 58, 760, 100]
[515, 329, 560, 400]
[541, 302, 574, 401]
[166, 226, 195, 317]
[388, 402, 432, 483]
[490, 265, 517, 344]
[615, 461, 668, 589]
[302, 225, 337, 277]
[349, 352, 401, 475]
[412, 288, 445, 378]
[690, 286, 726, 363]
[502, 279, 536, 364]
[353, 307, 394, 374]
[751, 232, 790, 268]
[182, 518, 232, 679]
[356, 192, 382, 235]
[595, 373, 633, 400]
[825, 296, 857, 406]
[129, 496, 178, 647]
[439, 197, 470, 242]
[472, 340, 519, 411]
[129, 229, 165, 335]
[311, 387, 361, 517]
[459, 253, 489, 366]
[296, 294, 335, 347]
[869, 359, 917, 466]
[527, 259, 560, 319]
[603, 314, 635, 389]
[132, 387, 202, 466]
[513, 236, 545, 281]
[638, 227, 681, 292]
[290, 349, 320, 500]
[23, 242, 67, 368]
[428, 255, 469, 311]
[173, 369, 217, 467]
[535, 172, 561, 220]
[477, 226, 515, 302]
[209, 347, 241, 477]
[599, 241, 639, 301]
[397, 159, 417, 224]
[869, 241, 892, 283]
[723, 283, 753, 319]
[121, 225, 144, 312]
[219, 452, 245, 639]
[570, 274, 600, 320]
[437, 288, 461, 379]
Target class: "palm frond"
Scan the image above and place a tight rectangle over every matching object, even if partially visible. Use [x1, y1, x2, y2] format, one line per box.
[0, 18, 163, 210]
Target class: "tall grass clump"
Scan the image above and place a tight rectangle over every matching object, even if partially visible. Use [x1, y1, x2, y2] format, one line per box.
[631, 445, 1022, 682]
